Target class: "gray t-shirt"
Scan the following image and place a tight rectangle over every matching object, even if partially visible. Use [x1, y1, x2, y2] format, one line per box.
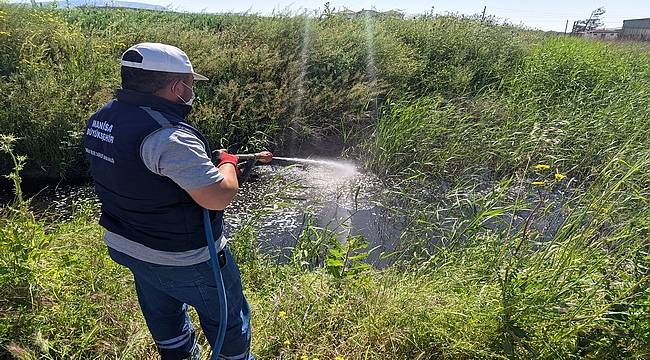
[140, 127, 223, 189]
[103, 127, 227, 265]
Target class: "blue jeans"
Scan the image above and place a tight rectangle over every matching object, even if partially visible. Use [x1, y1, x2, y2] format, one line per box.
[108, 247, 253, 360]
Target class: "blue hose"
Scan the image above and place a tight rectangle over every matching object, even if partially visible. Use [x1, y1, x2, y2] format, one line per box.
[203, 208, 228, 360]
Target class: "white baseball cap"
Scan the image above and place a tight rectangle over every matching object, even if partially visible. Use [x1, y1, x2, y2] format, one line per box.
[120, 42, 208, 81]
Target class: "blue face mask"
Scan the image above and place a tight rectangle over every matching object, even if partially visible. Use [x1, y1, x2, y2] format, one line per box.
[175, 80, 196, 106]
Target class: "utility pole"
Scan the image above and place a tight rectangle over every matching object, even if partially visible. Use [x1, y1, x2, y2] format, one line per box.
[564, 19, 569, 34]
[481, 6, 486, 22]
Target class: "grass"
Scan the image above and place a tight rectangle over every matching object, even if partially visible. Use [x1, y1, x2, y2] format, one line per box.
[1, 3, 649, 360]
[2, 132, 649, 359]
[368, 36, 650, 183]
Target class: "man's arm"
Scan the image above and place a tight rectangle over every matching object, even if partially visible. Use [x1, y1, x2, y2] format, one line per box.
[187, 162, 238, 210]
[140, 128, 238, 210]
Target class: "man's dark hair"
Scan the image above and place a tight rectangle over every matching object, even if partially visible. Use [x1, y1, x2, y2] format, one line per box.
[120, 50, 187, 93]
[120, 66, 187, 94]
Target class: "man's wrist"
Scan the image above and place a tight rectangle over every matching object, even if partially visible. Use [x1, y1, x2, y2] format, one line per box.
[217, 162, 236, 169]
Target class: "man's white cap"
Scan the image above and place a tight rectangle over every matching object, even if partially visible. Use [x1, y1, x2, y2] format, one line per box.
[120, 42, 208, 81]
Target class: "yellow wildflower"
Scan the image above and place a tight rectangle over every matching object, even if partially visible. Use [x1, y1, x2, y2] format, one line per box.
[531, 181, 545, 186]
[0, 31, 10, 37]
[533, 164, 550, 171]
[283, 339, 290, 347]
[278, 310, 287, 319]
[300, 356, 309, 360]
[334, 357, 345, 360]
[589, 204, 606, 212]
[554, 173, 566, 181]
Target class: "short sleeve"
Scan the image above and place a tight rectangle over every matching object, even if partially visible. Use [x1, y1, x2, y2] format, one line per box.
[140, 127, 223, 190]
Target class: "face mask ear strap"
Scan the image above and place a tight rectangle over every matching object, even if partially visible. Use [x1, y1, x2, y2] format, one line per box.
[171, 80, 182, 96]
[172, 80, 189, 104]
[179, 81, 193, 91]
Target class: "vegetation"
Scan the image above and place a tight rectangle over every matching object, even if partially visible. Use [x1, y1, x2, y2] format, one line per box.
[1, 3, 649, 360]
[0, 4, 536, 178]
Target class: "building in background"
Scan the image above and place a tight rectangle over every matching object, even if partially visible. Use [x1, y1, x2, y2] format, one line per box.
[583, 28, 620, 40]
[621, 18, 650, 41]
[337, 8, 404, 19]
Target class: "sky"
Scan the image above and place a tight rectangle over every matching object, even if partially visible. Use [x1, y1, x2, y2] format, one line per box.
[22, 0, 650, 32]
[144, 0, 650, 32]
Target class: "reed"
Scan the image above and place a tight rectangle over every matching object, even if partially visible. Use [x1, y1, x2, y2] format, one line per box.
[0, 4, 648, 359]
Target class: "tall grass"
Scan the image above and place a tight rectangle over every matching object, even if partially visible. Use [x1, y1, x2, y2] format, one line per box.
[369, 37, 650, 182]
[1, 133, 647, 358]
[364, 30, 650, 359]
[1, 3, 649, 359]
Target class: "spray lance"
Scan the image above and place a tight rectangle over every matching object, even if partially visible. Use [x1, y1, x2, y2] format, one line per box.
[202, 150, 273, 360]
[233, 151, 273, 182]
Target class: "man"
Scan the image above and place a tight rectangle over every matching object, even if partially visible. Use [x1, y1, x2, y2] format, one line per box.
[84, 42, 269, 360]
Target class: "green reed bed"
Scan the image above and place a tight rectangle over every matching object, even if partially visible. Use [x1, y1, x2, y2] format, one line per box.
[369, 37, 650, 181]
[1, 4, 649, 359]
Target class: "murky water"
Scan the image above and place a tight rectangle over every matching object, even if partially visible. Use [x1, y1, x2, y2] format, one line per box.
[0, 181, 99, 221]
[227, 161, 407, 263]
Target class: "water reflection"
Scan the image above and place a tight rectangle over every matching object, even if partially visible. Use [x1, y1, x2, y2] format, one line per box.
[225, 162, 406, 265]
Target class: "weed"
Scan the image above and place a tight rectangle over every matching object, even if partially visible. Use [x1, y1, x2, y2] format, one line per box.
[1, 4, 649, 359]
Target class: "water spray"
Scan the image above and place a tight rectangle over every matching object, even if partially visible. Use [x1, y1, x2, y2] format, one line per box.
[215, 150, 356, 182]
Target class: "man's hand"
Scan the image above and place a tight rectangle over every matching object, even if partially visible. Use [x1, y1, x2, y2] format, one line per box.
[217, 149, 242, 176]
[255, 151, 273, 164]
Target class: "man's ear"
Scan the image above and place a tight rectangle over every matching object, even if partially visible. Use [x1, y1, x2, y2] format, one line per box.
[169, 79, 179, 95]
